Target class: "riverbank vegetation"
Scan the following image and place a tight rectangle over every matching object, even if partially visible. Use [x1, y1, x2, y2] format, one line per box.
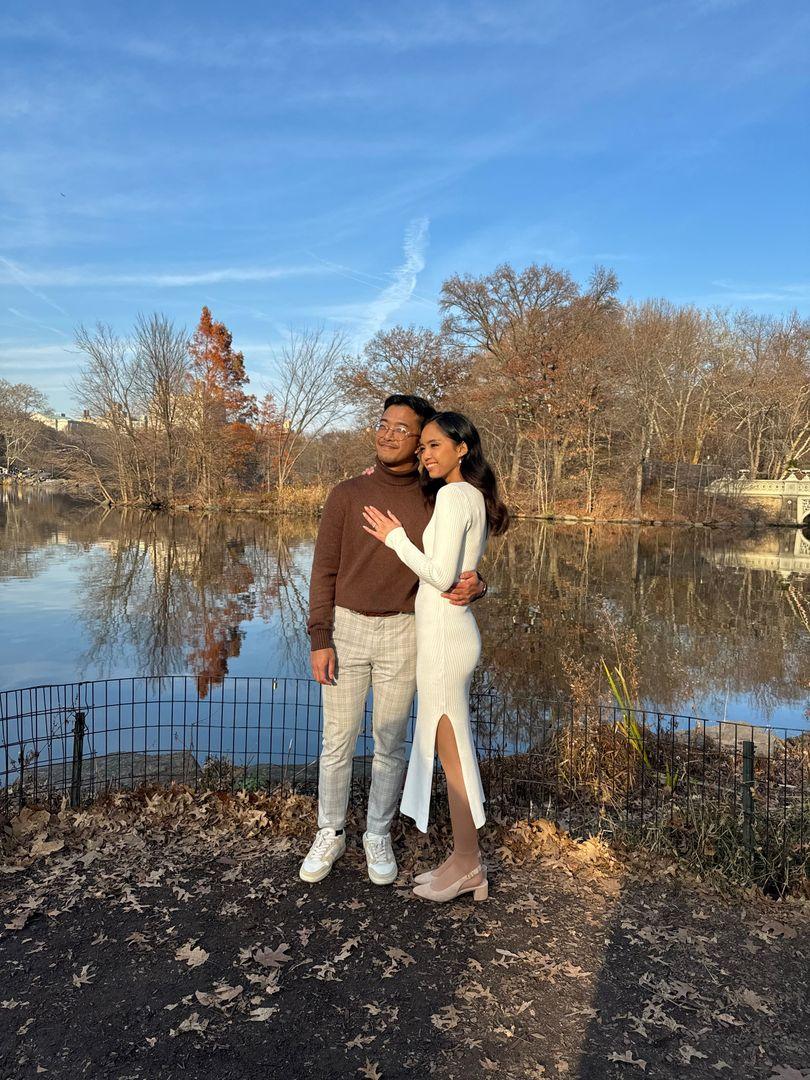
[1, 261, 808, 518]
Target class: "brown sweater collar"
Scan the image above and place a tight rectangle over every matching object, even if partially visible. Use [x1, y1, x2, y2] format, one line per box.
[371, 458, 421, 487]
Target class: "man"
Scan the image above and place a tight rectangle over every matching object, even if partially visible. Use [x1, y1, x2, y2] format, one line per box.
[301, 394, 486, 885]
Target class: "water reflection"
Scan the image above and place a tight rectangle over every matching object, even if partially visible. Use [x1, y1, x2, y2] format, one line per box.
[0, 489, 807, 726]
[476, 523, 809, 725]
[0, 489, 314, 694]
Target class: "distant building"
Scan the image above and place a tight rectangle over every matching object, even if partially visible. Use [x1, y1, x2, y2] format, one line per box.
[32, 411, 90, 433]
[32, 408, 149, 432]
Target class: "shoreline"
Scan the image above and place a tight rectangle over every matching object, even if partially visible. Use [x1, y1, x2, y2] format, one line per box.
[4, 477, 804, 529]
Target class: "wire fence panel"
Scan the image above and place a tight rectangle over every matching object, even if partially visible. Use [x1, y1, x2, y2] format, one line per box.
[1, 676, 807, 890]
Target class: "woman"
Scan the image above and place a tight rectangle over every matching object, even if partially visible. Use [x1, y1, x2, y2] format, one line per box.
[363, 412, 509, 902]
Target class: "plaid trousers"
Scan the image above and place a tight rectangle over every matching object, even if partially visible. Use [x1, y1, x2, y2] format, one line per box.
[317, 606, 417, 835]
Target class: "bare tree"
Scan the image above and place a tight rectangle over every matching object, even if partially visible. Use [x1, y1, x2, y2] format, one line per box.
[266, 328, 350, 490]
[0, 380, 49, 471]
[609, 302, 669, 516]
[337, 325, 469, 421]
[441, 262, 619, 502]
[71, 324, 147, 502]
[760, 313, 810, 476]
[723, 311, 810, 478]
[133, 313, 189, 505]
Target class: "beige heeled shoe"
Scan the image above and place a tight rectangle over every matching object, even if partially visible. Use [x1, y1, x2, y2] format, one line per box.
[412, 864, 488, 903]
[413, 862, 488, 886]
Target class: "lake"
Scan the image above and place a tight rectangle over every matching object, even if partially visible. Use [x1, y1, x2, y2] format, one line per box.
[1, 488, 808, 731]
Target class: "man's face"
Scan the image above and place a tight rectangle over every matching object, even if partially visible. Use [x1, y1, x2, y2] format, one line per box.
[375, 405, 422, 467]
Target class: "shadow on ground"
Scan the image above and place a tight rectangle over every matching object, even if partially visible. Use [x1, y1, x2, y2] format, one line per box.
[1, 791, 808, 1079]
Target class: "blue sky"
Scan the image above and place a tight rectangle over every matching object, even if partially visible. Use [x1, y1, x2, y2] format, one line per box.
[1, 0, 808, 412]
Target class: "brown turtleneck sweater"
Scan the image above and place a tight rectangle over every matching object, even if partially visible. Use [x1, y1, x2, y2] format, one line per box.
[307, 460, 432, 651]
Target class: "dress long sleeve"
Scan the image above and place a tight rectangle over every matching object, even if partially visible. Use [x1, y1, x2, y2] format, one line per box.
[385, 485, 470, 592]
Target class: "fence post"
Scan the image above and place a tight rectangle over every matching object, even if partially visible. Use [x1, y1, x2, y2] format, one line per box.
[70, 711, 87, 808]
[18, 745, 26, 810]
[741, 739, 755, 854]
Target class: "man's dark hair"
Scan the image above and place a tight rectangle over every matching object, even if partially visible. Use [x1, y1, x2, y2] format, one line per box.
[383, 393, 435, 427]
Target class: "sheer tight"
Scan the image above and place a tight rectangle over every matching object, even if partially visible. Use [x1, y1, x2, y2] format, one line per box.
[428, 715, 485, 892]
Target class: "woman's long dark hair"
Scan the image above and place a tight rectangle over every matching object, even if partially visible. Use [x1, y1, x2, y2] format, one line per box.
[420, 411, 509, 535]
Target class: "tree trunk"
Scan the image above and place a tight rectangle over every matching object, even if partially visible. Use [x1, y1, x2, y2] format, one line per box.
[633, 429, 649, 519]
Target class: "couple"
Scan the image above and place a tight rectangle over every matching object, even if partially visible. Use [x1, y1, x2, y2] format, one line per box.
[300, 394, 508, 902]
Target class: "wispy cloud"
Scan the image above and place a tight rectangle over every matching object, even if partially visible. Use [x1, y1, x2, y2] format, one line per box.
[359, 217, 430, 341]
[7, 307, 70, 338]
[0, 257, 70, 316]
[0, 343, 76, 372]
[0, 7, 571, 65]
[0, 258, 323, 289]
[304, 250, 436, 307]
[703, 279, 810, 304]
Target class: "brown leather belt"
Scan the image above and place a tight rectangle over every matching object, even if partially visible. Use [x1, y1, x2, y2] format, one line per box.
[348, 609, 404, 618]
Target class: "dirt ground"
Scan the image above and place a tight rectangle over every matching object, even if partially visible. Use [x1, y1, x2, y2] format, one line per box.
[1, 788, 808, 1080]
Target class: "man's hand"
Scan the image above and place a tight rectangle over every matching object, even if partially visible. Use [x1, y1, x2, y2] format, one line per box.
[311, 647, 337, 685]
[442, 570, 486, 607]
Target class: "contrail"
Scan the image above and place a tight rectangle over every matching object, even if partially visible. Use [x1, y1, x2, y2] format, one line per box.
[361, 216, 430, 341]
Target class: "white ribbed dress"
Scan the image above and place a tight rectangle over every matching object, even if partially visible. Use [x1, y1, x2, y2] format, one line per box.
[384, 481, 488, 833]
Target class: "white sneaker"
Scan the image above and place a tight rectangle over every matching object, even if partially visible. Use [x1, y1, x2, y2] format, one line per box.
[299, 828, 346, 883]
[363, 831, 397, 885]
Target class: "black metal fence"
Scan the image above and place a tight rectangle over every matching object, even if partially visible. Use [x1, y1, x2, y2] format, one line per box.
[1, 676, 808, 890]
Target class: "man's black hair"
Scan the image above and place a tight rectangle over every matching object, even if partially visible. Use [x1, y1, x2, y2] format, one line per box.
[383, 393, 435, 427]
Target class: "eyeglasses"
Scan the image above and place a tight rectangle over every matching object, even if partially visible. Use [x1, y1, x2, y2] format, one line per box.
[375, 420, 418, 440]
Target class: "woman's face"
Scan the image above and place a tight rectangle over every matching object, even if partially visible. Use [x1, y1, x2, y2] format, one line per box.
[418, 421, 466, 481]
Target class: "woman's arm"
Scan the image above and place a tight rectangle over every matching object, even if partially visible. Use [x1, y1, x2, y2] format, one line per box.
[384, 487, 471, 593]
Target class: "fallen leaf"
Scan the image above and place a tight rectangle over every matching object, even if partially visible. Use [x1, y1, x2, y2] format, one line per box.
[758, 921, 797, 941]
[608, 1050, 647, 1070]
[310, 960, 338, 981]
[346, 1034, 377, 1049]
[71, 964, 95, 988]
[738, 989, 774, 1016]
[335, 937, 360, 962]
[249, 1006, 278, 1021]
[174, 1011, 208, 1034]
[384, 947, 415, 967]
[431, 1005, 461, 1031]
[254, 943, 291, 968]
[175, 941, 209, 968]
[4, 911, 32, 931]
[195, 983, 243, 1007]
[679, 1045, 708, 1064]
[358, 1061, 382, 1080]
[30, 838, 64, 858]
[11, 807, 49, 839]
